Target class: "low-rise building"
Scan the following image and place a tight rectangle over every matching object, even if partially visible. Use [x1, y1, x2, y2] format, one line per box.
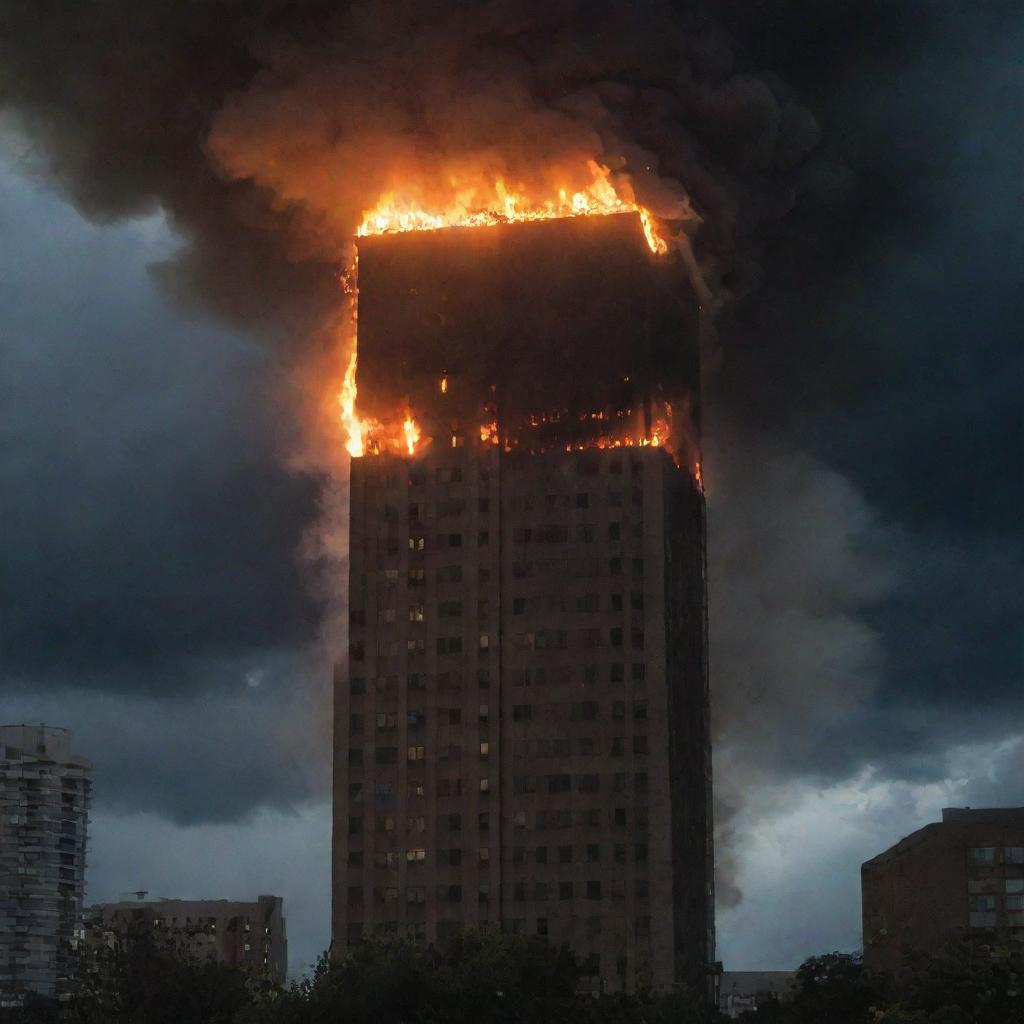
[86, 895, 287, 985]
[718, 971, 795, 1018]
[862, 807, 1024, 972]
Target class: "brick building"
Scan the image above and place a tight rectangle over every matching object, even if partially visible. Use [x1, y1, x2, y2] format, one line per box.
[862, 807, 1024, 972]
[86, 895, 287, 984]
[332, 213, 714, 995]
[0, 725, 92, 1005]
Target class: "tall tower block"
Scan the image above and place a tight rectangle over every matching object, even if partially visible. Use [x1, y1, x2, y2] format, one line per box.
[332, 213, 713, 994]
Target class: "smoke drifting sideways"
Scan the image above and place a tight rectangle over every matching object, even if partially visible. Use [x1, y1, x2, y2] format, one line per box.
[2, 0, 835, 902]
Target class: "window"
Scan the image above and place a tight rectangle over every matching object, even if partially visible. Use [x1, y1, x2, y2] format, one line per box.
[970, 894, 996, 911]
[969, 848, 997, 864]
[559, 845, 573, 864]
[578, 774, 600, 793]
[408, 536, 425, 552]
[408, 782, 425, 798]
[407, 745, 425, 761]
[610, 627, 623, 647]
[406, 848, 426, 863]
[348, 816, 362, 835]
[406, 886, 426, 904]
[479, 741, 490, 757]
[479, 633, 489, 649]
[408, 568, 425, 586]
[635, 843, 649, 863]
[586, 844, 600, 863]
[614, 807, 627, 827]
[632, 628, 645, 649]
[407, 637, 425, 653]
[1007, 894, 1024, 910]
[513, 704, 532, 722]
[537, 917, 548, 937]
[437, 637, 463, 655]
[513, 810, 527, 829]
[632, 663, 646, 682]
[586, 881, 602, 900]
[633, 735, 650, 755]
[514, 881, 526, 902]
[348, 782, 364, 802]
[632, 558, 645, 577]
[348, 850, 363, 867]
[447, 814, 462, 832]
[350, 713, 363, 734]
[513, 846, 526, 864]
[407, 816, 426, 832]
[479, 704, 490, 722]
[438, 600, 463, 617]
[612, 700, 626, 720]
[479, 847, 490, 863]
[351, 676, 366, 695]
[375, 746, 397, 764]
[586, 808, 602, 827]
[548, 774, 571, 793]
[559, 881, 573, 901]
[408, 673, 425, 690]
[579, 737, 597, 756]
[376, 815, 396, 833]
[1006, 847, 1024, 864]
[437, 564, 463, 583]
[440, 848, 462, 867]
[535, 846, 548, 864]
[479, 778, 490, 793]
[635, 772, 649, 794]
[407, 710, 424, 728]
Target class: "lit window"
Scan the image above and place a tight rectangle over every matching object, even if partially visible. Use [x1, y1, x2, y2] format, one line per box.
[969, 848, 997, 864]
[479, 778, 490, 793]
[406, 848, 426, 863]
[479, 634, 489, 650]
[479, 847, 490, 863]
[1007, 847, 1024, 864]
[479, 741, 490, 757]
[513, 810, 526, 829]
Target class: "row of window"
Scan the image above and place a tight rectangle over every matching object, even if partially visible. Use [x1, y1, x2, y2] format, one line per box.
[347, 737, 651, 767]
[354, 592, 646, 626]
[968, 846, 1024, 864]
[367, 556, 648, 589]
[351, 699, 647, 731]
[968, 894, 1024, 912]
[348, 879, 649, 907]
[349, 661, 648, 694]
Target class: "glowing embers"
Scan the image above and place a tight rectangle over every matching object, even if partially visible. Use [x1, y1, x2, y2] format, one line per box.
[357, 161, 668, 255]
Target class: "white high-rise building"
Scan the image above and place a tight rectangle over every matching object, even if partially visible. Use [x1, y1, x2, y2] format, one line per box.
[0, 725, 93, 1003]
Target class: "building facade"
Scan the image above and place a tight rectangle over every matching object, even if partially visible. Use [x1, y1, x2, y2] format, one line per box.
[862, 806, 1024, 972]
[86, 895, 287, 985]
[0, 725, 93, 1003]
[334, 445, 712, 993]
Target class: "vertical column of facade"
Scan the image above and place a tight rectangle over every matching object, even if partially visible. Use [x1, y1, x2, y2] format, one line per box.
[495, 449, 669, 994]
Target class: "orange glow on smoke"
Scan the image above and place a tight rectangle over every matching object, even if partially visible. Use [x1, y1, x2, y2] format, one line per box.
[357, 160, 668, 255]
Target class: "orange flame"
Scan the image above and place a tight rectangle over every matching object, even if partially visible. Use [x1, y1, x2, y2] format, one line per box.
[357, 161, 668, 255]
[402, 413, 420, 456]
[339, 349, 365, 458]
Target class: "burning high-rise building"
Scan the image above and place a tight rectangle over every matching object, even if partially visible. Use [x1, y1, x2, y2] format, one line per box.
[332, 209, 713, 995]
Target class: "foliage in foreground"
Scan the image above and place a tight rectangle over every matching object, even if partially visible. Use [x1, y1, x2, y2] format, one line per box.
[2, 928, 1021, 1024]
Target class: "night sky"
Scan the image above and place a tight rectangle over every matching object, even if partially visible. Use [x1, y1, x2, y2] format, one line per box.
[1, 1, 1021, 975]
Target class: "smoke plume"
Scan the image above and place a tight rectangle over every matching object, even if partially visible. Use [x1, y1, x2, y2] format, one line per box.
[1, 0, 871, 906]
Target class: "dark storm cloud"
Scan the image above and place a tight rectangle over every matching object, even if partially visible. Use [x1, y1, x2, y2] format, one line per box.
[0, 162, 321, 688]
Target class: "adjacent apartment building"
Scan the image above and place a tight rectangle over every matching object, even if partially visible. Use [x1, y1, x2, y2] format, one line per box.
[332, 212, 714, 995]
[862, 806, 1024, 972]
[86, 895, 287, 984]
[0, 725, 93, 1004]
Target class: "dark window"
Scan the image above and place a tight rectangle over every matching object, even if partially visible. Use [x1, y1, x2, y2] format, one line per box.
[535, 846, 548, 864]
[348, 748, 363, 767]
[448, 814, 462, 832]
[350, 676, 366, 694]
[348, 816, 362, 835]
[348, 850, 363, 866]
[635, 843, 649, 863]
[559, 845, 573, 864]
[614, 808, 627, 827]
[632, 663, 646, 682]
[559, 882, 574, 901]
[632, 628, 645, 649]
[608, 522, 621, 542]
[612, 701, 626, 720]
[437, 637, 463, 655]
[586, 844, 600, 863]
[610, 663, 625, 683]
[586, 881, 602, 900]
[575, 493, 589, 508]
[513, 704, 532, 722]
[633, 735, 649, 755]
[578, 774, 600, 793]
